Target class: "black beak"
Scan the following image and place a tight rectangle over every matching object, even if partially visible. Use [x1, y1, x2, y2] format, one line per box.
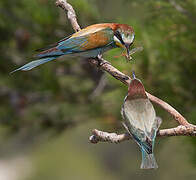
[125, 43, 131, 58]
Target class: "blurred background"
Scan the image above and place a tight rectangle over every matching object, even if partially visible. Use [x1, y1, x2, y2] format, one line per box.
[0, 0, 196, 179]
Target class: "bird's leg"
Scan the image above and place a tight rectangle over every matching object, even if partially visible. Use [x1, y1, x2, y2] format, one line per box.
[97, 54, 103, 66]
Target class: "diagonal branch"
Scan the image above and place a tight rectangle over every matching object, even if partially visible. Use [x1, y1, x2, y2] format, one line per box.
[88, 57, 189, 126]
[56, 0, 81, 32]
[55, 0, 196, 142]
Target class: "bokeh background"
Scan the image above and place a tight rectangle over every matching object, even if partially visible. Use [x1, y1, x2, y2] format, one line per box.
[0, 0, 196, 179]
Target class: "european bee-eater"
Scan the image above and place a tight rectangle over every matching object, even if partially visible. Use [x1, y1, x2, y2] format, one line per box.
[121, 74, 161, 169]
[11, 23, 135, 73]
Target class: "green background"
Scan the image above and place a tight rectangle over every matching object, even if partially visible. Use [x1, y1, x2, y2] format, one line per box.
[0, 0, 195, 179]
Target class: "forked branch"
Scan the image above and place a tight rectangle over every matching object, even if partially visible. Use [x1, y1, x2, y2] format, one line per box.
[55, 0, 196, 143]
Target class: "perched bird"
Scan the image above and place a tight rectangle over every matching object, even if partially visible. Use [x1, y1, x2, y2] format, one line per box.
[121, 73, 161, 169]
[11, 23, 135, 73]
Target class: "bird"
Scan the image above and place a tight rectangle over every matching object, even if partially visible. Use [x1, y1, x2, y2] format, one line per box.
[11, 23, 135, 73]
[121, 73, 162, 169]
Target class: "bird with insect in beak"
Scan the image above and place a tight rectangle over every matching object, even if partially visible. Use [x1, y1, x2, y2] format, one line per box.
[121, 72, 162, 169]
[11, 23, 135, 73]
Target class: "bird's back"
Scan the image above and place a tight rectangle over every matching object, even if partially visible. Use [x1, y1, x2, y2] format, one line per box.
[71, 23, 117, 38]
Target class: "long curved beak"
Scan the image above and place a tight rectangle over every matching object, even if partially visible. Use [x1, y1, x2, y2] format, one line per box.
[125, 43, 131, 59]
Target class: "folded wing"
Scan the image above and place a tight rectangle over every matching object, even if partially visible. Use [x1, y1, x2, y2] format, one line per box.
[11, 26, 114, 73]
[35, 27, 114, 58]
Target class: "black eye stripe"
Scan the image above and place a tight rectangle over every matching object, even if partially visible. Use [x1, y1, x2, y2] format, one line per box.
[114, 31, 125, 45]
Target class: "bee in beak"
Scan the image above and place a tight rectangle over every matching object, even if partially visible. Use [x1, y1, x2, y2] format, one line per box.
[114, 27, 135, 60]
[125, 43, 132, 59]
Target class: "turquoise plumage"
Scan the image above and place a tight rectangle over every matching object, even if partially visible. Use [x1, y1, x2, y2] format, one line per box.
[11, 23, 135, 73]
[121, 76, 162, 169]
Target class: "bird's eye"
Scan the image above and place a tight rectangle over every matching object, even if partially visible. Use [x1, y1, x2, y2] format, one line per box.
[114, 31, 125, 45]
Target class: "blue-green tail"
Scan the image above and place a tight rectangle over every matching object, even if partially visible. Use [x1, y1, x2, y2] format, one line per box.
[10, 57, 56, 74]
[141, 148, 158, 169]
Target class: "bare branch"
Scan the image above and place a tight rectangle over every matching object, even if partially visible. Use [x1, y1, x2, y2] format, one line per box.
[89, 129, 130, 144]
[89, 57, 189, 126]
[55, 0, 195, 142]
[146, 93, 189, 126]
[158, 125, 196, 137]
[56, 0, 81, 32]
[89, 125, 196, 144]
[88, 58, 131, 85]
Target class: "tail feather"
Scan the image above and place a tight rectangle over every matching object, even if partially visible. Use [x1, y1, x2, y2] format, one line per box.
[141, 148, 158, 169]
[10, 57, 56, 74]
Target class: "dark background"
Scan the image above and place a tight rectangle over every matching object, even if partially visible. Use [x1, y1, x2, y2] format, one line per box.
[0, 0, 196, 179]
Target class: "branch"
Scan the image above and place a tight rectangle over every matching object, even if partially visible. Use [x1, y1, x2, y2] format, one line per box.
[89, 125, 196, 144]
[56, 0, 81, 32]
[55, 0, 196, 142]
[88, 57, 189, 126]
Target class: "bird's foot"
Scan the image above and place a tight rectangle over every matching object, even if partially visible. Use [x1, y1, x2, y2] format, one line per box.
[97, 55, 111, 67]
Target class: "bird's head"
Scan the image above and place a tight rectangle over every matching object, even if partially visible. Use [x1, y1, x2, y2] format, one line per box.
[113, 24, 135, 59]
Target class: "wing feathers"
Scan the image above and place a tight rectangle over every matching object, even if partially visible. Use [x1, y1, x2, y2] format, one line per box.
[12, 25, 116, 73]
[35, 35, 72, 52]
[35, 26, 114, 59]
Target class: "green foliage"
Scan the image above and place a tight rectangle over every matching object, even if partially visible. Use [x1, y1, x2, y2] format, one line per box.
[0, 0, 196, 179]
